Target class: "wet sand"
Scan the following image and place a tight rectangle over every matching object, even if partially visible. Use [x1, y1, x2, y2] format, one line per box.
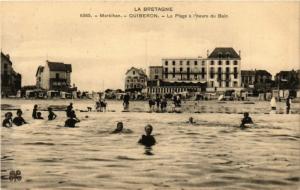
[1, 99, 300, 190]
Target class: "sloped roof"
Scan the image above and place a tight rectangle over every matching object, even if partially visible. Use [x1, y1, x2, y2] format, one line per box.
[1, 52, 12, 64]
[35, 66, 44, 76]
[125, 67, 146, 76]
[208, 47, 240, 59]
[47, 61, 72, 72]
[255, 70, 272, 76]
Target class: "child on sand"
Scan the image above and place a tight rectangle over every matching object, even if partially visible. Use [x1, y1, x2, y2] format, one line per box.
[2, 112, 13, 127]
[48, 107, 57, 120]
[240, 112, 253, 129]
[13, 109, 27, 126]
[138, 124, 156, 147]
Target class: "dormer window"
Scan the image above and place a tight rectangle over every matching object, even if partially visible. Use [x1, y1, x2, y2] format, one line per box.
[226, 52, 230, 58]
[218, 52, 222, 58]
[133, 71, 135, 75]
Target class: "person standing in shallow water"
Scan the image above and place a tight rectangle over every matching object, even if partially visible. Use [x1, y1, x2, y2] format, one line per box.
[48, 107, 57, 120]
[286, 96, 292, 114]
[32, 104, 38, 119]
[2, 112, 13, 127]
[13, 109, 27, 126]
[64, 110, 80, 128]
[123, 93, 130, 111]
[66, 103, 73, 117]
[138, 124, 156, 147]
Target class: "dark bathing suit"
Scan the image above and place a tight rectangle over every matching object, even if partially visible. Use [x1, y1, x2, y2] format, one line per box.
[64, 118, 78, 128]
[138, 135, 156, 147]
[2, 119, 12, 127]
[13, 117, 26, 126]
[48, 112, 56, 120]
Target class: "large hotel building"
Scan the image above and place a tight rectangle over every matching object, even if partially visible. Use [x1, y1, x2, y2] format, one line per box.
[147, 47, 242, 95]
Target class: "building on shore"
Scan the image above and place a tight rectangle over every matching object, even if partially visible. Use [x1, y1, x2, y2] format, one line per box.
[206, 47, 242, 92]
[147, 47, 242, 96]
[1, 52, 22, 97]
[241, 69, 273, 95]
[274, 70, 300, 97]
[124, 67, 147, 92]
[36, 60, 75, 92]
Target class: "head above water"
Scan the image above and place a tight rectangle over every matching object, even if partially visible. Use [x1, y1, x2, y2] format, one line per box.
[34, 104, 38, 109]
[48, 107, 53, 111]
[244, 112, 249, 117]
[37, 112, 42, 117]
[16, 109, 22, 116]
[189, 117, 194, 123]
[5, 112, 12, 118]
[145, 124, 153, 135]
[116, 122, 123, 131]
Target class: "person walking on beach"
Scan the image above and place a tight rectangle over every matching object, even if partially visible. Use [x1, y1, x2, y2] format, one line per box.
[270, 97, 277, 113]
[48, 107, 57, 120]
[13, 109, 27, 126]
[138, 124, 156, 147]
[64, 110, 80, 128]
[32, 104, 38, 119]
[66, 103, 73, 117]
[155, 94, 161, 111]
[123, 93, 130, 111]
[286, 96, 292, 114]
[2, 112, 13, 127]
[160, 98, 167, 112]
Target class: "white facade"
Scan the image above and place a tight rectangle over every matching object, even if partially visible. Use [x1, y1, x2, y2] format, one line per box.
[125, 67, 147, 91]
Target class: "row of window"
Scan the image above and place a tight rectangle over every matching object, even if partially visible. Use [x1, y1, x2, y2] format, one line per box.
[164, 60, 205, 66]
[164, 60, 238, 66]
[126, 79, 144, 83]
[148, 87, 201, 94]
[163, 73, 239, 80]
[126, 84, 144, 89]
[164, 67, 238, 73]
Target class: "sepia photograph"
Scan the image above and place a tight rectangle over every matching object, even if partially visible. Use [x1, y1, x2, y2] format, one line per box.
[1, 1, 300, 190]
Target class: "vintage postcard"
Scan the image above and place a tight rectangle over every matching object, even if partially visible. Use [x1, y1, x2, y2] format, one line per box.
[1, 1, 299, 190]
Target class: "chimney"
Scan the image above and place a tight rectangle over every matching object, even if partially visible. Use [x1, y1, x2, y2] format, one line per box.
[6, 54, 10, 60]
[239, 50, 241, 57]
[207, 50, 209, 57]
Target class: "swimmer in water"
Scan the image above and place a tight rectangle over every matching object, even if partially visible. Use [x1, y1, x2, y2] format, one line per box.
[36, 112, 44, 120]
[2, 112, 13, 127]
[111, 122, 133, 134]
[240, 112, 253, 129]
[138, 124, 156, 147]
[188, 117, 195, 124]
[64, 110, 80, 128]
[13, 109, 27, 126]
[111, 122, 124, 133]
[48, 107, 57, 120]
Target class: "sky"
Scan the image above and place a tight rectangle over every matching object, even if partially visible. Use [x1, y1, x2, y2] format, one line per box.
[1, 1, 299, 91]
